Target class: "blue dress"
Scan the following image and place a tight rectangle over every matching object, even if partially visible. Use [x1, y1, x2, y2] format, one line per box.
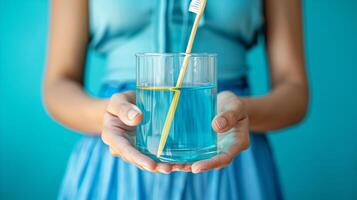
[59, 0, 283, 199]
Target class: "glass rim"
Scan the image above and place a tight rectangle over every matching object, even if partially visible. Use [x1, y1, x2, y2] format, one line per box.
[135, 52, 217, 57]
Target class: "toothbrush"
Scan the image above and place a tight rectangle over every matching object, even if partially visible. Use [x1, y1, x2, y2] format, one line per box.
[156, 0, 208, 158]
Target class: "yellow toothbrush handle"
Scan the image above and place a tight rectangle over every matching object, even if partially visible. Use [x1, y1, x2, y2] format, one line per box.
[156, 1, 207, 158]
[156, 90, 180, 157]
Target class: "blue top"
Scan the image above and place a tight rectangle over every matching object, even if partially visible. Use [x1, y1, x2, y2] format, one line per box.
[59, 1, 283, 200]
[89, 0, 263, 82]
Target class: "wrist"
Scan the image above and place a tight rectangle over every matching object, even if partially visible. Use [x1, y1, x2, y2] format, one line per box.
[86, 98, 110, 134]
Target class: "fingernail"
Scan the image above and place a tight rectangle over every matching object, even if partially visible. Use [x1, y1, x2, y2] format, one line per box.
[192, 168, 201, 174]
[216, 117, 227, 129]
[128, 107, 140, 120]
[143, 166, 152, 172]
[158, 168, 169, 174]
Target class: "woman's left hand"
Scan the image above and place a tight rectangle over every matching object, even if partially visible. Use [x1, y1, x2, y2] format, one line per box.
[190, 91, 250, 173]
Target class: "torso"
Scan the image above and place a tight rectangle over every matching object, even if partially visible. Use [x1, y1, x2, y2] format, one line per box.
[88, 0, 264, 84]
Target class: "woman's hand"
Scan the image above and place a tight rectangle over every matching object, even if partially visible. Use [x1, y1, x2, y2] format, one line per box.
[101, 90, 249, 174]
[190, 91, 250, 173]
[101, 91, 175, 173]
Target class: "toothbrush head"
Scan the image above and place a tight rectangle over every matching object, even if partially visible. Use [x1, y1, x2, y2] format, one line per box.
[189, 0, 206, 14]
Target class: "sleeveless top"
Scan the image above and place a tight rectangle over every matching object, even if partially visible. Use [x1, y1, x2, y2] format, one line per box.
[88, 0, 263, 81]
[58, 1, 284, 199]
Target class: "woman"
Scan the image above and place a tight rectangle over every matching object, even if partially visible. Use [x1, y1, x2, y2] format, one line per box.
[43, 0, 308, 199]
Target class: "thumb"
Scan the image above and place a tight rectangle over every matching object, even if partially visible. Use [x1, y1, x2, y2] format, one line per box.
[212, 111, 239, 133]
[107, 94, 143, 126]
[122, 104, 143, 126]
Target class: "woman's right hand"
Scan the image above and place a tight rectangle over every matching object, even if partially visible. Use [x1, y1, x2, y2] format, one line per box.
[101, 91, 174, 173]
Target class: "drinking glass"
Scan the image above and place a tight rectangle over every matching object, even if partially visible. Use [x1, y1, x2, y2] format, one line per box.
[136, 53, 217, 163]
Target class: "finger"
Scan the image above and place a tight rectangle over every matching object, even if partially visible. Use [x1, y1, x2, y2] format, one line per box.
[182, 164, 192, 172]
[216, 117, 250, 153]
[101, 108, 155, 171]
[212, 110, 246, 133]
[107, 93, 143, 126]
[191, 152, 232, 173]
[171, 164, 192, 172]
[103, 126, 157, 172]
[110, 147, 146, 170]
[103, 112, 136, 134]
[234, 117, 250, 151]
[122, 91, 136, 103]
[171, 164, 185, 171]
[213, 92, 246, 133]
[109, 146, 134, 164]
[116, 136, 157, 171]
[193, 118, 250, 173]
[155, 163, 173, 174]
[213, 100, 246, 133]
[102, 112, 136, 144]
[217, 91, 239, 112]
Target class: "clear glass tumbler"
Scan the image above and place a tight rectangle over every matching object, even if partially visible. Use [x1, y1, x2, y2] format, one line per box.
[136, 53, 217, 163]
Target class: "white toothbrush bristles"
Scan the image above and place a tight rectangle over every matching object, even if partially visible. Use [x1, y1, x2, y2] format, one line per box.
[189, 0, 202, 14]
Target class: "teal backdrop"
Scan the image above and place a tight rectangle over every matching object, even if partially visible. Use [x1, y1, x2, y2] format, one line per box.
[0, 0, 356, 199]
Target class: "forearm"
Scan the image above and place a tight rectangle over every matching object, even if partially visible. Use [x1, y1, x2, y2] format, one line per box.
[242, 81, 308, 132]
[43, 78, 109, 134]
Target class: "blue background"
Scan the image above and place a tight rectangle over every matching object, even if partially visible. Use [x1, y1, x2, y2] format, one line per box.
[1, 0, 356, 199]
